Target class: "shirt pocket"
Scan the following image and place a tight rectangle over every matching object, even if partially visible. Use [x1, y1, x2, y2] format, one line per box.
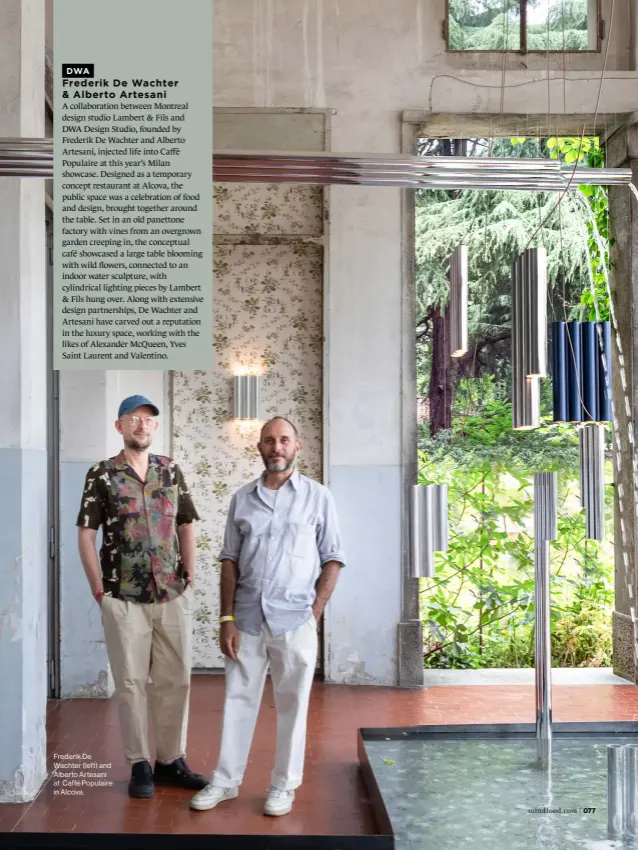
[285, 521, 316, 559]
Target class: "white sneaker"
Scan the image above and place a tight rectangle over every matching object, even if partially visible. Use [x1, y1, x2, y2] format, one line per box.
[190, 783, 238, 811]
[263, 786, 295, 816]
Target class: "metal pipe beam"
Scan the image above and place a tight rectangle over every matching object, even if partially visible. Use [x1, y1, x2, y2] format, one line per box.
[0, 140, 633, 189]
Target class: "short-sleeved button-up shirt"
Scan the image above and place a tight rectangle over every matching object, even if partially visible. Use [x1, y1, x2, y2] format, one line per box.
[76, 451, 199, 604]
[219, 468, 346, 636]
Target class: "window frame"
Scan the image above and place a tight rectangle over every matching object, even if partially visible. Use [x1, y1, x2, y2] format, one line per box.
[444, 0, 602, 54]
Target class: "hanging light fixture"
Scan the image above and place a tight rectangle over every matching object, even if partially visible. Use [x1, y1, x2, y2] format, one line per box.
[448, 246, 468, 358]
[534, 471, 557, 768]
[551, 321, 613, 423]
[409, 484, 448, 578]
[579, 423, 606, 540]
[512, 248, 548, 429]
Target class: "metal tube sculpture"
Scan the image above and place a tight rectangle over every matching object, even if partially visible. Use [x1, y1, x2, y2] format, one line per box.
[409, 484, 448, 578]
[551, 321, 612, 424]
[448, 246, 468, 358]
[579, 424, 606, 540]
[553, 320, 611, 539]
[512, 248, 548, 430]
[608, 744, 627, 836]
[534, 471, 557, 768]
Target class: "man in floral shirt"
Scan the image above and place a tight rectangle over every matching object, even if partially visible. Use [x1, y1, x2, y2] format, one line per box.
[76, 394, 208, 798]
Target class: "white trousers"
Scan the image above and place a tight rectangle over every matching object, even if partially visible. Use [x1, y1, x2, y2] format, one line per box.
[211, 616, 318, 791]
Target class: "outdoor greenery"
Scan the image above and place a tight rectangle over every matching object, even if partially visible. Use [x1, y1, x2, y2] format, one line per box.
[448, 0, 590, 51]
[416, 136, 614, 669]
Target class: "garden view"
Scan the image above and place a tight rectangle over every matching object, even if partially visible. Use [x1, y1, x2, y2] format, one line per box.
[416, 135, 614, 669]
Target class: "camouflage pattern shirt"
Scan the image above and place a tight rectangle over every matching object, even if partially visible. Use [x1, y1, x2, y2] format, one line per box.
[76, 452, 199, 604]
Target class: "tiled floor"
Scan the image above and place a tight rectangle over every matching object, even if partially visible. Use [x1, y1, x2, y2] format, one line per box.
[1, 676, 638, 835]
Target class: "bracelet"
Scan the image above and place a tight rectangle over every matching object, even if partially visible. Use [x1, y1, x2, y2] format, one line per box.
[219, 615, 235, 624]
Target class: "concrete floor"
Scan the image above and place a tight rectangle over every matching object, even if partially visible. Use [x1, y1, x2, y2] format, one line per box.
[423, 667, 633, 686]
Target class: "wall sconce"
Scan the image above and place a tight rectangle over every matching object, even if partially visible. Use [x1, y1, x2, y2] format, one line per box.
[232, 374, 260, 420]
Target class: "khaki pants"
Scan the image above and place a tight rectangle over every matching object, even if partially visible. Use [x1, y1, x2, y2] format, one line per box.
[100, 588, 193, 765]
[212, 617, 318, 791]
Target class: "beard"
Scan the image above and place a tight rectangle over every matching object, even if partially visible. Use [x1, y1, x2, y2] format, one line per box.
[261, 450, 296, 473]
[124, 434, 152, 451]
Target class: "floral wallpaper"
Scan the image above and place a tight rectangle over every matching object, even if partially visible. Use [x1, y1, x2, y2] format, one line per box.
[172, 185, 324, 667]
[213, 183, 323, 236]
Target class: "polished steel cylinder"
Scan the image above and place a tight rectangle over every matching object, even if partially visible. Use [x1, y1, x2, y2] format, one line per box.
[410, 484, 448, 578]
[448, 246, 468, 358]
[625, 744, 638, 836]
[534, 537, 552, 766]
[534, 472, 557, 767]
[579, 424, 606, 540]
[608, 744, 627, 836]
[232, 375, 260, 420]
[512, 248, 547, 429]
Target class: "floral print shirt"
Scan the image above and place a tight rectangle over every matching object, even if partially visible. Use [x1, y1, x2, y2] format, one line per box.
[76, 452, 199, 603]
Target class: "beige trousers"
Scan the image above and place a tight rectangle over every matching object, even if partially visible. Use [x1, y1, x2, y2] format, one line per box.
[100, 587, 193, 765]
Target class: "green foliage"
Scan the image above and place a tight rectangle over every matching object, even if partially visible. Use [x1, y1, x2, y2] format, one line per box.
[416, 138, 591, 329]
[418, 389, 614, 669]
[550, 136, 610, 321]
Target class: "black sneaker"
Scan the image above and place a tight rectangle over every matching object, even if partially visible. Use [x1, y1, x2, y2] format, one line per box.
[153, 757, 208, 790]
[128, 760, 154, 798]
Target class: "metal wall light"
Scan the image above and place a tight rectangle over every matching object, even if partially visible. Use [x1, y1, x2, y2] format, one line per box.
[449, 245, 469, 358]
[534, 471, 558, 768]
[552, 321, 612, 423]
[232, 375, 260, 420]
[512, 248, 548, 430]
[579, 423, 606, 540]
[409, 484, 448, 578]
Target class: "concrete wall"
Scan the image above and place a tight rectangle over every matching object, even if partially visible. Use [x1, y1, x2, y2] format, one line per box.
[0, 0, 48, 802]
[58, 371, 169, 698]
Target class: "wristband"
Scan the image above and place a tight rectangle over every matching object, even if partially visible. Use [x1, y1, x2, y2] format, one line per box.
[219, 615, 235, 624]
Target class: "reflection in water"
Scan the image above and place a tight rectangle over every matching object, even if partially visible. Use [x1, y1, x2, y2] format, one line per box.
[365, 737, 638, 849]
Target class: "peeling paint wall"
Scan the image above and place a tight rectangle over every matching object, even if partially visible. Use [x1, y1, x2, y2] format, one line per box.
[0, 0, 48, 802]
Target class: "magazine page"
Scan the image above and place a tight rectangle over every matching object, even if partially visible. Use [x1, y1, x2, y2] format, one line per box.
[1, 2, 638, 849]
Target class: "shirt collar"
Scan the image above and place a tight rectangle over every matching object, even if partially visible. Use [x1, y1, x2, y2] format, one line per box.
[113, 450, 159, 482]
[252, 466, 300, 493]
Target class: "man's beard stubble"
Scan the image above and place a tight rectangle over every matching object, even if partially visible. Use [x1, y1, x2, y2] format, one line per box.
[261, 451, 296, 473]
[124, 435, 152, 451]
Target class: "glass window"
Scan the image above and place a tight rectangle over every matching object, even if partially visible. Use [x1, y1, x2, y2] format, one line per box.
[446, 0, 599, 52]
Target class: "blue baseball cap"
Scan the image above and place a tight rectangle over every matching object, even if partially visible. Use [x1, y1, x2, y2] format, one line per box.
[118, 395, 160, 418]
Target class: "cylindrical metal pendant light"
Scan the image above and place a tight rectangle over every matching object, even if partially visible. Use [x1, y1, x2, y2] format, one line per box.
[551, 321, 613, 424]
[579, 423, 606, 540]
[512, 248, 547, 430]
[410, 484, 448, 578]
[534, 471, 557, 768]
[232, 375, 260, 420]
[448, 246, 468, 358]
[598, 320, 613, 423]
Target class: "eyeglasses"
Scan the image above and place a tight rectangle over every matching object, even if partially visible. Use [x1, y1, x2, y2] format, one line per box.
[123, 415, 156, 427]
